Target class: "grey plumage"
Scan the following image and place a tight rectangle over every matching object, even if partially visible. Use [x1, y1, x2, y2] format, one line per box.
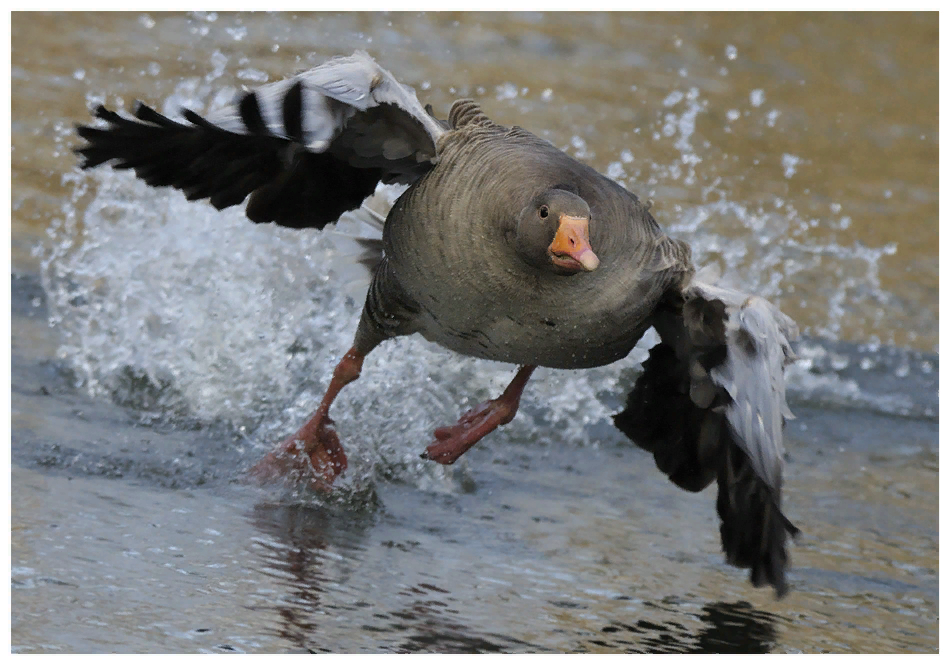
[75, 51, 800, 597]
[378, 99, 679, 368]
[74, 52, 445, 228]
[615, 275, 799, 595]
[203, 51, 447, 173]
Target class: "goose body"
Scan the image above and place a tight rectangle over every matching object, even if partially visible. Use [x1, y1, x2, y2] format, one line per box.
[75, 51, 800, 597]
[375, 102, 687, 368]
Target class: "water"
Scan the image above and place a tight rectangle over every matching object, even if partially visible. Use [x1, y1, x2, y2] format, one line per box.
[11, 12, 938, 653]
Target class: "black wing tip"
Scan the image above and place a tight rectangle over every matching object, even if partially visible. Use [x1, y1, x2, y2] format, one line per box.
[73, 102, 158, 168]
[73, 148, 100, 170]
[92, 103, 117, 121]
[85, 102, 150, 126]
[718, 468, 799, 599]
[73, 105, 116, 153]
[181, 107, 210, 127]
[73, 100, 215, 174]
[726, 533, 795, 599]
[753, 567, 789, 599]
[615, 339, 800, 599]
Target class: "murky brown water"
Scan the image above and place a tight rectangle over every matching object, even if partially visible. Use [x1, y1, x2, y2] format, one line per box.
[11, 11, 938, 653]
[13, 11, 938, 350]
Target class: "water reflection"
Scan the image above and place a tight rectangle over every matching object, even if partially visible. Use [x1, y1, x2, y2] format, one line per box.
[246, 501, 376, 652]
[384, 582, 536, 654]
[245, 499, 544, 653]
[246, 498, 783, 654]
[593, 600, 779, 653]
[694, 601, 779, 653]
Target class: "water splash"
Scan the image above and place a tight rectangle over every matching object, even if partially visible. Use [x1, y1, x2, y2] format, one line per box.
[616, 83, 909, 354]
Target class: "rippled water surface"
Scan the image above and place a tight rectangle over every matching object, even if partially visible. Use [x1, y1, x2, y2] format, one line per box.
[11, 12, 938, 653]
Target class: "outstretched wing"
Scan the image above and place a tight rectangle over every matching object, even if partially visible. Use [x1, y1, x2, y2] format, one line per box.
[615, 273, 800, 597]
[75, 51, 446, 229]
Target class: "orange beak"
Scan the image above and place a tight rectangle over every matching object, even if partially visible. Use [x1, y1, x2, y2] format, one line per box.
[548, 215, 600, 273]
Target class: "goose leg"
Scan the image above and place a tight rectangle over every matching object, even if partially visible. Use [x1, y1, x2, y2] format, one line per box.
[422, 365, 536, 465]
[249, 347, 365, 492]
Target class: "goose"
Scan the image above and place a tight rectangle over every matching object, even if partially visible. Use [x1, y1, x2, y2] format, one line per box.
[75, 51, 800, 596]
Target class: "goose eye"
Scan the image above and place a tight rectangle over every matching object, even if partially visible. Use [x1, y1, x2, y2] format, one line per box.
[539, 205, 549, 219]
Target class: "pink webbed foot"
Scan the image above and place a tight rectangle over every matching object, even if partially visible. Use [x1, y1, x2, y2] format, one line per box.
[249, 415, 348, 493]
[248, 346, 365, 493]
[422, 398, 518, 464]
[421, 365, 537, 465]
